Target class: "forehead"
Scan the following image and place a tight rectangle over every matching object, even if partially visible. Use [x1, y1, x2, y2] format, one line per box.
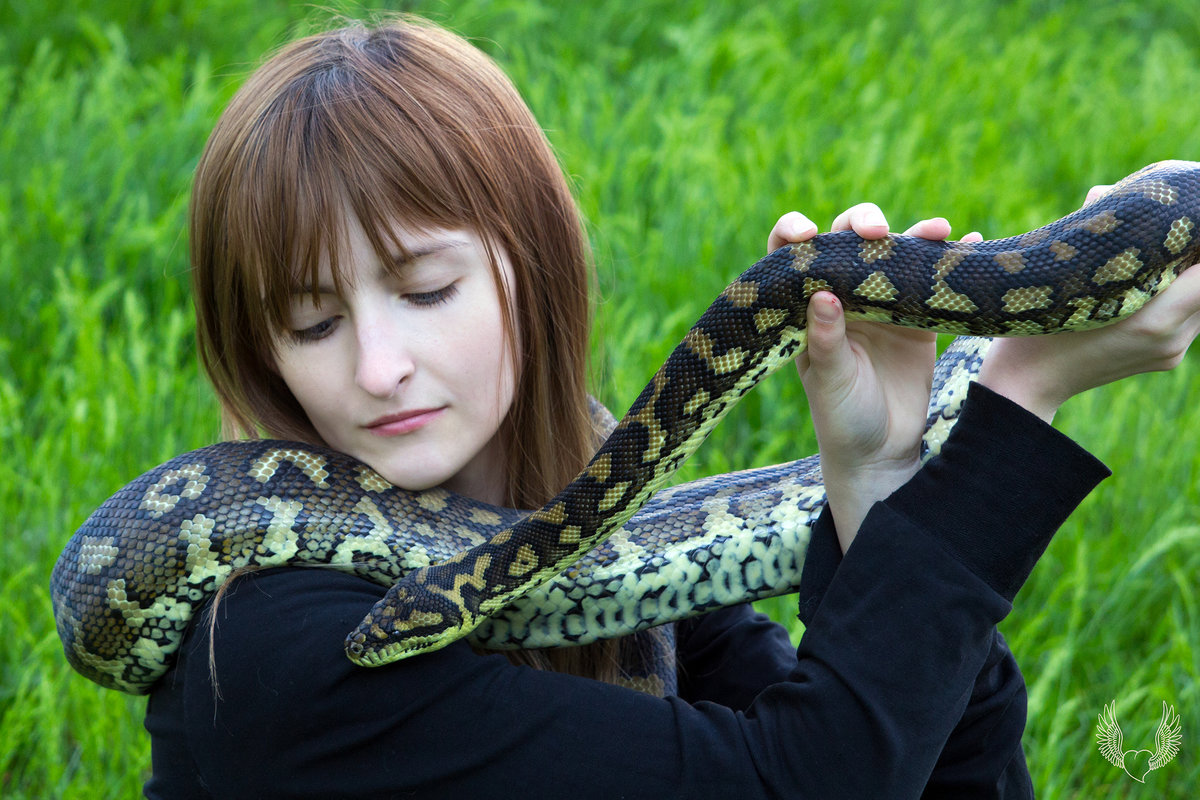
[293, 212, 479, 288]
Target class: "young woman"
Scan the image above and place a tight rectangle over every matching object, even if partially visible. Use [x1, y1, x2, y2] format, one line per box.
[143, 15, 1200, 798]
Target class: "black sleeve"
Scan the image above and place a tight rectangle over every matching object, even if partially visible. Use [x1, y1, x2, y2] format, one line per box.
[144, 382, 1109, 800]
[674, 603, 796, 710]
[801, 510, 1033, 798]
[795, 382, 1108, 798]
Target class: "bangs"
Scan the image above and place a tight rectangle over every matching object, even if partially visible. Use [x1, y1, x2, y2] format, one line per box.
[224, 21, 524, 339]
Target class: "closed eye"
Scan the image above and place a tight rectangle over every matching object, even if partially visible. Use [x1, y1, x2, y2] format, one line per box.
[405, 283, 458, 307]
[290, 316, 339, 343]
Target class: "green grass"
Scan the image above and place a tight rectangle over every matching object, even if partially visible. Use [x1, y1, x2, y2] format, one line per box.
[3, 0, 1199, 795]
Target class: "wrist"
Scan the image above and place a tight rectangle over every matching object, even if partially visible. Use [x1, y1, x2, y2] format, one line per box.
[822, 458, 921, 553]
[976, 339, 1064, 423]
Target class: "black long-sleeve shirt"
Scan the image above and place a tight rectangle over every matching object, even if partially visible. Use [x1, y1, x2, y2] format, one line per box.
[144, 384, 1110, 798]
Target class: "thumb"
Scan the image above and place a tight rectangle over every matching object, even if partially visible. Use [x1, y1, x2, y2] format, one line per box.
[797, 292, 855, 389]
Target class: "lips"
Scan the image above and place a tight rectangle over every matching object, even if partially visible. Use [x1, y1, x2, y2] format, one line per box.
[365, 407, 445, 436]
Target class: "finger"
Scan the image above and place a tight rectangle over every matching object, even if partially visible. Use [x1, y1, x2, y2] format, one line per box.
[831, 203, 888, 238]
[767, 211, 819, 252]
[1144, 261, 1200, 322]
[1085, 184, 1112, 206]
[901, 216, 951, 240]
[959, 230, 984, 243]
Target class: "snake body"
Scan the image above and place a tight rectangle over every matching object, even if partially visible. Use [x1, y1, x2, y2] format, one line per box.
[53, 161, 1200, 693]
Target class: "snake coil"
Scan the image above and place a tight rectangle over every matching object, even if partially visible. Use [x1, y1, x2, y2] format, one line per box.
[52, 161, 1200, 693]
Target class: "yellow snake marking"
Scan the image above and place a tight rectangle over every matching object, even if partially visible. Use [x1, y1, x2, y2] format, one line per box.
[1165, 216, 1194, 254]
[254, 496, 304, 559]
[1136, 179, 1179, 205]
[787, 240, 818, 271]
[177, 514, 226, 584]
[993, 252, 1027, 273]
[1080, 209, 1121, 235]
[1049, 240, 1078, 261]
[325, 496, 419, 566]
[386, 610, 446, 633]
[926, 281, 979, 314]
[1064, 296, 1098, 327]
[1004, 319, 1048, 335]
[684, 329, 748, 375]
[468, 508, 504, 526]
[753, 308, 788, 332]
[803, 277, 833, 296]
[587, 454, 613, 483]
[355, 466, 393, 492]
[1018, 228, 1051, 247]
[421, 553, 491, 609]
[598, 482, 632, 512]
[558, 525, 581, 545]
[250, 449, 330, 488]
[139, 464, 209, 518]
[1001, 286, 1055, 314]
[931, 249, 967, 281]
[1094, 247, 1143, 284]
[683, 389, 710, 416]
[1120, 287, 1152, 316]
[854, 271, 899, 302]
[78, 535, 120, 575]
[859, 237, 895, 263]
[531, 502, 567, 526]
[623, 372, 669, 461]
[507, 544, 538, 577]
[722, 280, 758, 307]
[415, 490, 450, 513]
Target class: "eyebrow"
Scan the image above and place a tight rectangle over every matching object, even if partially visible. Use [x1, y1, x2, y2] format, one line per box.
[290, 239, 471, 296]
[388, 239, 470, 269]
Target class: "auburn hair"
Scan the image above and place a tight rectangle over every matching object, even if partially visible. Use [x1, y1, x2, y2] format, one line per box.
[191, 16, 622, 680]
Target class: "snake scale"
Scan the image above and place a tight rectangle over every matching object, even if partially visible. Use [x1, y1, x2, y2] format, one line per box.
[53, 160, 1200, 694]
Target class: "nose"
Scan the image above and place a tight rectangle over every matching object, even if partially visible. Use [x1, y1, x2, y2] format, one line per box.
[353, 313, 415, 398]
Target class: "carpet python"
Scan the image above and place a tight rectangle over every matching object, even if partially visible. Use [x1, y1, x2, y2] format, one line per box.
[53, 160, 1200, 693]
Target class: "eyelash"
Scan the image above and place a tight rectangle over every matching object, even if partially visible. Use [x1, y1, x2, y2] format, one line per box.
[288, 283, 459, 343]
[406, 283, 458, 307]
[289, 318, 336, 343]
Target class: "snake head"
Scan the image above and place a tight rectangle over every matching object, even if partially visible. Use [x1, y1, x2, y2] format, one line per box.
[344, 571, 476, 666]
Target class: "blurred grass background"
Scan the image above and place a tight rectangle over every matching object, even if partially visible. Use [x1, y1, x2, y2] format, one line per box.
[2, 0, 1199, 796]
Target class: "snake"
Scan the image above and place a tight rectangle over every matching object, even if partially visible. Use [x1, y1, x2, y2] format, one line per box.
[52, 160, 1200, 694]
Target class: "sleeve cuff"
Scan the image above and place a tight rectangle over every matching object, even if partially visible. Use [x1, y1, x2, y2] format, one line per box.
[796, 506, 841, 626]
[884, 381, 1111, 601]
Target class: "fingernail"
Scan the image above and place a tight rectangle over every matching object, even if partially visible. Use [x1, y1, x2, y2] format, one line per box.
[791, 216, 818, 239]
[812, 295, 839, 324]
[865, 209, 887, 228]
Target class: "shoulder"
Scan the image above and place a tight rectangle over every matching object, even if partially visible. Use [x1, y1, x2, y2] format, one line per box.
[161, 568, 517, 795]
[188, 567, 487, 707]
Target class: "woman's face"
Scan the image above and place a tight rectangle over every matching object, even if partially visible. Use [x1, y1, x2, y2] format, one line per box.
[272, 218, 519, 506]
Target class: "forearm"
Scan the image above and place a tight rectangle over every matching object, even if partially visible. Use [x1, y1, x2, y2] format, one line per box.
[796, 381, 1109, 795]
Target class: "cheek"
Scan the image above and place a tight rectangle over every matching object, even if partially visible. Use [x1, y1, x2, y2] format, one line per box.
[451, 293, 519, 413]
[458, 311, 515, 396]
[273, 347, 340, 418]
